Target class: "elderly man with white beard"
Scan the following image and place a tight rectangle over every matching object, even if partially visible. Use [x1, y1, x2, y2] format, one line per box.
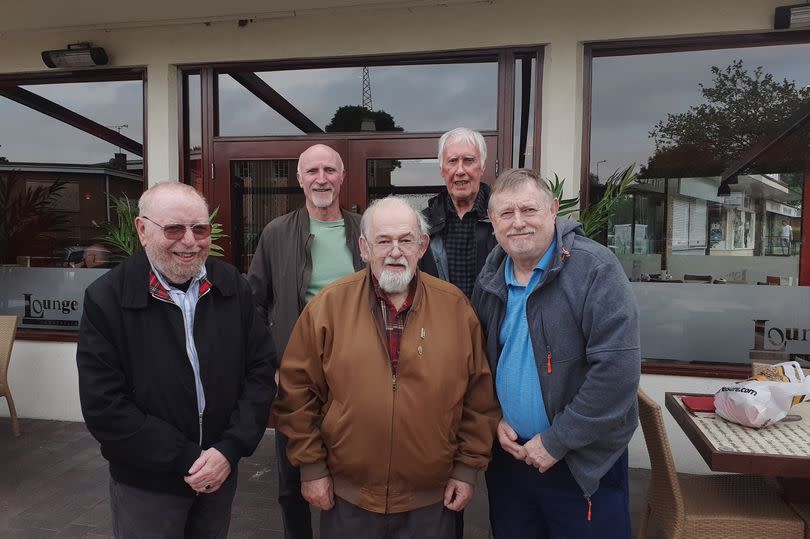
[273, 196, 500, 539]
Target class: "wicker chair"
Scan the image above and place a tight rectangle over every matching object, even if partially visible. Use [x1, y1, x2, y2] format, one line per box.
[790, 503, 810, 539]
[636, 388, 804, 538]
[0, 315, 20, 437]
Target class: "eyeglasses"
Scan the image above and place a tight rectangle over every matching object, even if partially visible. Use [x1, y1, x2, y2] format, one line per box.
[141, 216, 212, 240]
[366, 238, 421, 255]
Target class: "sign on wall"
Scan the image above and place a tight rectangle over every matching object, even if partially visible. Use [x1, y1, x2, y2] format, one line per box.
[0, 267, 107, 330]
[633, 283, 810, 365]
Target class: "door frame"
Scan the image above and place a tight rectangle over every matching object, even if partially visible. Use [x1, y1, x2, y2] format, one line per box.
[210, 132, 497, 263]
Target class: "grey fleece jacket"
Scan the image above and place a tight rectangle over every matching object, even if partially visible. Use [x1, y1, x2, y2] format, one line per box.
[471, 218, 640, 498]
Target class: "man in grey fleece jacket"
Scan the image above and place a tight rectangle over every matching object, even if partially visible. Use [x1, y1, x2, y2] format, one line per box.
[471, 168, 640, 538]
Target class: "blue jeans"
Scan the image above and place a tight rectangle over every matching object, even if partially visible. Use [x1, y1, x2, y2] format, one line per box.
[486, 444, 630, 539]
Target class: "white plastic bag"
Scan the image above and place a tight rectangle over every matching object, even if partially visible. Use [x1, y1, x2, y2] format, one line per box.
[714, 361, 810, 428]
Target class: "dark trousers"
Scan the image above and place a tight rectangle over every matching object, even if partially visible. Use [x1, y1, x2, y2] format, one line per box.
[277, 430, 313, 539]
[486, 445, 630, 539]
[109, 473, 237, 539]
[321, 496, 456, 539]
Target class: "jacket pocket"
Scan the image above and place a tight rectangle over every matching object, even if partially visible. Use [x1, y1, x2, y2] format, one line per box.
[320, 398, 343, 448]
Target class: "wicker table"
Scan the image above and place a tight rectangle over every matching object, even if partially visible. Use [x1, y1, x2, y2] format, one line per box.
[665, 392, 810, 502]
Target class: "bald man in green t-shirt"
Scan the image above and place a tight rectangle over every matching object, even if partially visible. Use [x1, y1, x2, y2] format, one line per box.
[248, 144, 364, 539]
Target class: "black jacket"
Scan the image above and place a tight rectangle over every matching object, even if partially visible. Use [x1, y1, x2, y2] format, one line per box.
[77, 249, 276, 496]
[419, 183, 497, 291]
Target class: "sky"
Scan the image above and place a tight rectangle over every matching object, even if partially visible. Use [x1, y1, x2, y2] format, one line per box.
[0, 80, 142, 164]
[590, 42, 810, 180]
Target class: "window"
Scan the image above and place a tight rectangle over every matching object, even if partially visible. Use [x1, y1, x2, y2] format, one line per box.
[0, 71, 145, 336]
[589, 41, 807, 286]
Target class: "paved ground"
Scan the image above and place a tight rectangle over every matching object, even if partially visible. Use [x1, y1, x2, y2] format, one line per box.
[0, 417, 658, 538]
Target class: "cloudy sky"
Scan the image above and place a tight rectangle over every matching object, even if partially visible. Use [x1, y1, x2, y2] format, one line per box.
[0, 80, 142, 164]
[590, 42, 810, 179]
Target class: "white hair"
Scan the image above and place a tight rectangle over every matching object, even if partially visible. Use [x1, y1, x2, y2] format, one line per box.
[438, 127, 487, 167]
[360, 196, 429, 239]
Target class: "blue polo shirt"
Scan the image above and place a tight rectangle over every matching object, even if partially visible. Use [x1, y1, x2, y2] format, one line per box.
[496, 237, 557, 440]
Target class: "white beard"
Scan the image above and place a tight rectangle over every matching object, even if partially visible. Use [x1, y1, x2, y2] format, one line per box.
[378, 256, 414, 293]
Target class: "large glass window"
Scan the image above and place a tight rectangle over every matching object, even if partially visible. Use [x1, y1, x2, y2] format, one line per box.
[0, 75, 145, 335]
[590, 43, 808, 286]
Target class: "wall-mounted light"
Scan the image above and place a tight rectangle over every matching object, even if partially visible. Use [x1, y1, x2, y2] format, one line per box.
[42, 43, 108, 69]
[774, 4, 810, 29]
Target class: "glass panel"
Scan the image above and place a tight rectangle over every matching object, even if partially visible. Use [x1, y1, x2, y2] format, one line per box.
[367, 158, 443, 211]
[591, 44, 809, 285]
[0, 79, 144, 332]
[513, 55, 537, 168]
[232, 159, 305, 273]
[219, 62, 498, 136]
[186, 73, 202, 185]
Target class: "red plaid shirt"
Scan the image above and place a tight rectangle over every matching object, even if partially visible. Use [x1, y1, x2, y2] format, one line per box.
[371, 276, 415, 374]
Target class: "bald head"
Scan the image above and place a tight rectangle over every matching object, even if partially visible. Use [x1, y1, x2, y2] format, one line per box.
[296, 144, 346, 216]
[138, 181, 209, 217]
[360, 197, 428, 239]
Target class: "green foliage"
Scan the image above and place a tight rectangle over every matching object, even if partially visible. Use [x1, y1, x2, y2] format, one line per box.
[98, 193, 227, 261]
[578, 165, 637, 239]
[325, 105, 404, 133]
[645, 59, 810, 177]
[97, 194, 140, 262]
[547, 174, 580, 218]
[0, 171, 69, 263]
[547, 165, 637, 240]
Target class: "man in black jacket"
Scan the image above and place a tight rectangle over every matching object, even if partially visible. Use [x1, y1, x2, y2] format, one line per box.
[420, 127, 497, 297]
[77, 182, 276, 539]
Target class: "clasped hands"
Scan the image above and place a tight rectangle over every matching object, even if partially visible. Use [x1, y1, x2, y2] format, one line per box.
[497, 419, 558, 472]
[185, 447, 231, 494]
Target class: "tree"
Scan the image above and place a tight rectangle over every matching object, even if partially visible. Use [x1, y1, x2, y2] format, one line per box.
[325, 105, 403, 133]
[643, 59, 810, 178]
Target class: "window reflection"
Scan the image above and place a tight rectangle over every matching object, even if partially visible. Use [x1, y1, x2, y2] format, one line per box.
[367, 158, 443, 211]
[218, 62, 498, 136]
[591, 45, 808, 285]
[0, 77, 144, 332]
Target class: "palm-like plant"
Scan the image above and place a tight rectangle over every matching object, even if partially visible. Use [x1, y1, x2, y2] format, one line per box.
[546, 164, 637, 240]
[98, 193, 227, 262]
[0, 171, 69, 263]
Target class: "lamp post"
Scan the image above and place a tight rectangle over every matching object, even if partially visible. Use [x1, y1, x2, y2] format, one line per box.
[596, 159, 607, 181]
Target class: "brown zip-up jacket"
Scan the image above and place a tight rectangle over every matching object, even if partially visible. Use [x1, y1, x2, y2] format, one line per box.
[247, 206, 363, 365]
[273, 268, 500, 514]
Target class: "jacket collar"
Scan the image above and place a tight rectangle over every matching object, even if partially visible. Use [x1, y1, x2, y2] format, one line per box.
[122, 249, 235, 309]
[476, 218, 581, 299]
[426, 182, 492, 236]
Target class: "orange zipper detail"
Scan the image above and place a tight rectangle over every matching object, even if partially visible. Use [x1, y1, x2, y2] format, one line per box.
[587, 498, 592, 521]
[546, 346, 552, 374]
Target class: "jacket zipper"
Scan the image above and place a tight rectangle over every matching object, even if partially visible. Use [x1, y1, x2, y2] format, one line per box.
[385, 370, 397, 513]
[161, 296, 205, 448]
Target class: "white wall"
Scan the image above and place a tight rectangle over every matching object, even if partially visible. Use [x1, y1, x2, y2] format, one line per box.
[1, 341, 82, 422]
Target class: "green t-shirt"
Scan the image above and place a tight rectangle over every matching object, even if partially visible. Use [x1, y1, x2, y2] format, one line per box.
[307, 218, 355, 303]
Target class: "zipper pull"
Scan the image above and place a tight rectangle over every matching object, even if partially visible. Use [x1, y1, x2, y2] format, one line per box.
[392, 373, 397, 392]
[546, 346, 552, 374]
[586, 497, 592, 522]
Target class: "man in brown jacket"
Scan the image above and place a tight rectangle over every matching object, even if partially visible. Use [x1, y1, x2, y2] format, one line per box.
[273, 196, 500, 539]
[247, 144, 364, 539]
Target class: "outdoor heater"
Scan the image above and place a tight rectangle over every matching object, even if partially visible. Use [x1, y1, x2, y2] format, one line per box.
[42, 43, 108, 69]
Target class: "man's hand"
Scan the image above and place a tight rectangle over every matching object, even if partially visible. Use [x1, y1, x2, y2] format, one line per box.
[523, 435, 558, 473]
[302, 476, 335, 511]
[443, 478, 474, 511]
[185, 447, 231, 493]
[497, 419, 526, 460]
